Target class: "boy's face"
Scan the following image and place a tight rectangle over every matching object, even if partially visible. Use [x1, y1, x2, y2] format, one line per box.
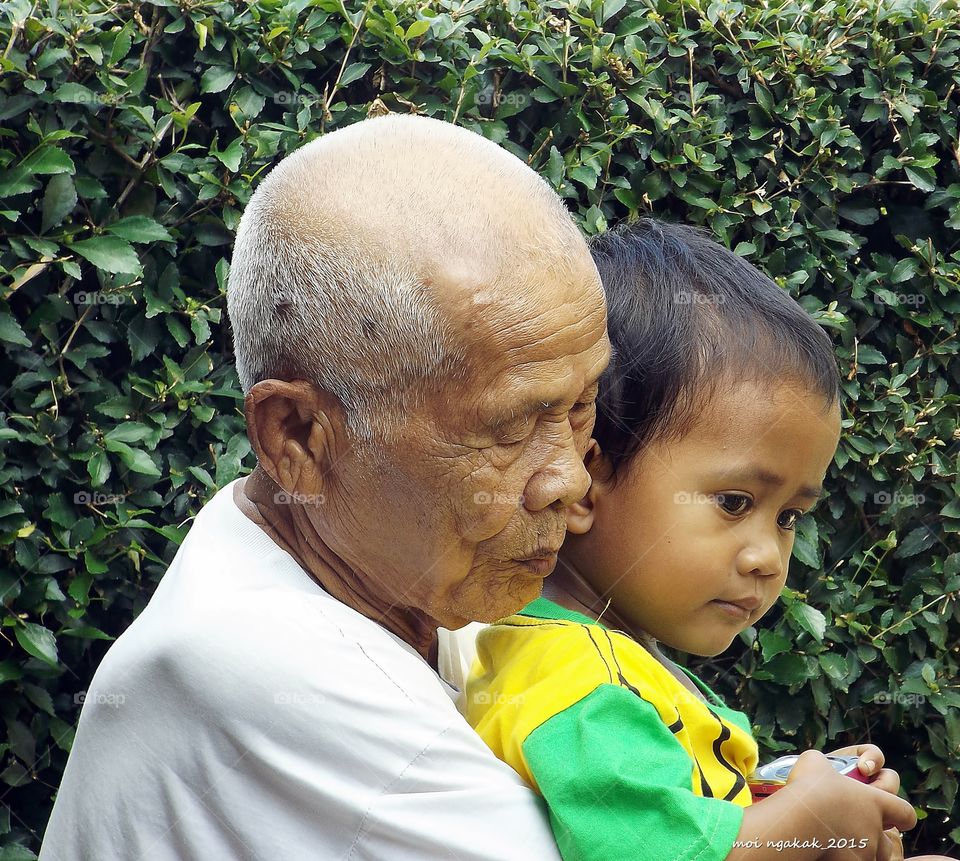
[568, 379, 841, 657]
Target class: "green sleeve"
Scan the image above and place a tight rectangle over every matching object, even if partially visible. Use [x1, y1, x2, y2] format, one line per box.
[521, 683, 744, 861]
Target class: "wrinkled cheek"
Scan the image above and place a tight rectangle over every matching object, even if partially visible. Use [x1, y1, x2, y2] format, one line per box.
[456, 495, 522, 544]
[450, 460, 526, 544]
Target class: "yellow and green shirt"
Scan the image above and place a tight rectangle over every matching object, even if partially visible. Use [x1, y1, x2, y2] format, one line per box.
[465, 597, 759, 861]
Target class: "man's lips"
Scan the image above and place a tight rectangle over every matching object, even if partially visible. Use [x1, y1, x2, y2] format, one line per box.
[514, 546, 561, 576]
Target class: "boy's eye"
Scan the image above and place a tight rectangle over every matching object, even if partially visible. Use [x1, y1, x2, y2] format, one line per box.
[777, 509, 802, 530]
[715, 493, 751, 516]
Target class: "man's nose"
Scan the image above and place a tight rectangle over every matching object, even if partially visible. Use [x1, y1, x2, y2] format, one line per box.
[521, 422, 591, 512]
[735, 532, 786, 579]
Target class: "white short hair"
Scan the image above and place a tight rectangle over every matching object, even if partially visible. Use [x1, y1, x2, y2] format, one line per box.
[228, 214, 460, 442]
[226, 115, 580, 443]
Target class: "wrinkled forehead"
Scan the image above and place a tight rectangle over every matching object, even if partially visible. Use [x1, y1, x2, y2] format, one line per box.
[430, 245, 609, 412]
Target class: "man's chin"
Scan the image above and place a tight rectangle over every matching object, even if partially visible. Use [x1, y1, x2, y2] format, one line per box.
[490, 571, 546, 620]
[448, 570, 547, 626]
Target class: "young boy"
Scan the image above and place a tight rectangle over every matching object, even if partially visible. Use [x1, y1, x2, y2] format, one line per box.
[464, 219, 928, 861]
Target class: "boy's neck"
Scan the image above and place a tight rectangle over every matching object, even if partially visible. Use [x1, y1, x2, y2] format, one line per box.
[548, 554, 707, 701]
[546, 555, 655, 650]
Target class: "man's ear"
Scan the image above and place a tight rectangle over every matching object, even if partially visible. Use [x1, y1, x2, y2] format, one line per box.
[566, 439, 615, 535]
[244, 379, 346, 497]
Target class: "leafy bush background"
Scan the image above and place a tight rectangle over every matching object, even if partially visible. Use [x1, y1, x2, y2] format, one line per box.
[1, 0, 958, 855]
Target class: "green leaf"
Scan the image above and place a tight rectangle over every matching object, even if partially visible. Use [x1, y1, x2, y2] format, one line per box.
[404, 20, 430, 40]
[200, 66, 236, 94]
[894, 526, 936, 559]
[86, 448, 112, 486]
[0, 661, 23, 683]
[339, 62, 371, 86]
[61, 625, 114, 641]
[104, 422, 154, 445]
[0, 844, 39, 861]
[213, 138, 244, 172]
[788, 602, 827, 642]
[21, 147, 76, 176]
[105, 216, 173, 243]
[15, 623, 59, 667]
[857, 345, 886, 365]
[109, 22, 133, 65]
[904, 166, 935, 192]
[41, 174, 77, 232]
[22, 683, 55, 716]
[54, 82, 98, 105]
[759, 628, 792, 660]
[103, 439, 161, 476]
[0, 312, 31, 347]
[819, 653, 848, 683]
[890, 258, 918, 283]
[544, 145, 565, 187]
[791, 515, 820, 568]
[67, 236, 141, 275]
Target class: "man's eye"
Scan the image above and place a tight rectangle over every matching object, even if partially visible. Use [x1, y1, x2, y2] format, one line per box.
[715, 493, 751, 515]
[778, 509, 802, 530]
[497, 423, 533, 446]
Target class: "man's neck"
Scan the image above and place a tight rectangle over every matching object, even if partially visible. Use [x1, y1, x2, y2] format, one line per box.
[233, 470, 440, 667]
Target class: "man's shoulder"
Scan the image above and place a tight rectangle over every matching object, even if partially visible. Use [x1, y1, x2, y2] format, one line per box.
[91, 580, 449, 727]
[101, 481, 445, 711]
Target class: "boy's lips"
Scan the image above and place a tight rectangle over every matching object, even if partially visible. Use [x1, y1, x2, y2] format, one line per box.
[711, 595, 762, 618]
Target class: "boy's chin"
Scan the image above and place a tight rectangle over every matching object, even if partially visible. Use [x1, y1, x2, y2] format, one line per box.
[665, 633, 737, 658]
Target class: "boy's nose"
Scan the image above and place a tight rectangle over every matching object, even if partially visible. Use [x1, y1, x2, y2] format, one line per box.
[735, 536, 785, 579]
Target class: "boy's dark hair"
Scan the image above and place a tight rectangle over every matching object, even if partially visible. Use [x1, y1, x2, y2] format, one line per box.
[590, 218, 840, 471]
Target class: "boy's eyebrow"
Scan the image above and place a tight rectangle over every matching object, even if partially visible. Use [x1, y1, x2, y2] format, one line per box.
[708, 466, 822, 501]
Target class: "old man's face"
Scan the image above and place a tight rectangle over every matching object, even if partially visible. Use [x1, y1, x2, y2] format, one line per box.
[331, 242, 610, 631]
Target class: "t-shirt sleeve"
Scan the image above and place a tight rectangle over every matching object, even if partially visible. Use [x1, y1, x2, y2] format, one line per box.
[521, 683, 743, 861]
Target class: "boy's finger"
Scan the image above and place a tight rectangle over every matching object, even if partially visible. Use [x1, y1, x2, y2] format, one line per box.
[870, 768, 900, 794]
[879, 790, 918, 833]
[884, 828, 905, 861]
[877, 831, 897, 861]
[855, 744, 886, 774]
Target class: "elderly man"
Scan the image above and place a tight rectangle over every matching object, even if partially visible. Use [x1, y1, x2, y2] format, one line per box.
[40, 115, 610, 860]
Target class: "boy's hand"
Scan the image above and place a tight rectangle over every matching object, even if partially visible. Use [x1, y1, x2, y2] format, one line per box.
[828, 743, 887, 781]
[884, 828, 904, 861]
[787, 751, 916, 860]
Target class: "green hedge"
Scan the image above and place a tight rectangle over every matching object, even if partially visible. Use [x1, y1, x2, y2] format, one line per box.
[1, 0, 958, 855]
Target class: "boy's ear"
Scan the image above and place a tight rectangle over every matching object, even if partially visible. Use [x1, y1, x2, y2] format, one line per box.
[566, 439, 615, 535]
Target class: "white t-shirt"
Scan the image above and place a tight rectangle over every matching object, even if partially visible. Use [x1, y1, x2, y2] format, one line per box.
[40, 480, 562, 861]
